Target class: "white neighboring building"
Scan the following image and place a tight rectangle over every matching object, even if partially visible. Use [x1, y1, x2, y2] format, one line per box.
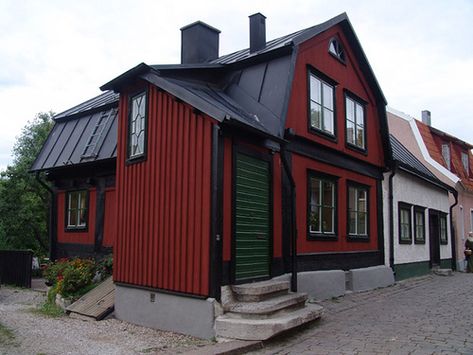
[384, 135, 454, 280]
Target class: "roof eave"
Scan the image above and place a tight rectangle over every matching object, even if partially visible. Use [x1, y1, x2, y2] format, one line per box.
[100, 62, 152, 92]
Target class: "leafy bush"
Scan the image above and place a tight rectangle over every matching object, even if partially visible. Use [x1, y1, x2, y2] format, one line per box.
[42, 258, 69, 286]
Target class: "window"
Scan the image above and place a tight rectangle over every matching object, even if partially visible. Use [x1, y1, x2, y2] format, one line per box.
[462, 152, 469, 174]
[440, 214, 448, 244]
[398, 203, 412, 244]
[128, 91, 147, 160]
[66, 190, 88, 229]
[328, 38, 345, 63]
[345, 95, 365, 150]
[441, 143, 450, 168]
[348, 184, 368, 239]
[308, 173, 337, 239]
[309, 71, 335, 136]
[414, 207, 425, 244]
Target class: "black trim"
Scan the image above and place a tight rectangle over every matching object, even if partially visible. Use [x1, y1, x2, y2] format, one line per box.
[287, 135, 383, 179]
[414, 206, 426, 245]
[94, 179, 106, 253]
[297, 251, 382, 271]
[376, 179, 385, 266]
[281, 151, 293, 273]
[64, 189, 90, 232]
[306, 170, 339, 241]
[209, 125, 223, 300]
[307, 66, 338, 141]
[344, 90, 368, 155]
[126, 88, 149, 164]
[231, 144, 273, 284]
[398, 202, 412, 244]
[346, 181, 370, 242]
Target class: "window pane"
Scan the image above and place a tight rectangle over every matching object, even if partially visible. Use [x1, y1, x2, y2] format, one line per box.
[322, 206, 334, 233]
[356, 104, 364, 127]
[322, 83, 333, 110]
[348, 187, 355, 211]
[323, 109, 334, 134]
[329, 41, 337, 55]
[357, 190, 367, 212]
[309, 208, 321, 233]
[346, 98, 355, 122]
[357, 212, 367, 235]
[310, 76, 321, 103]
[322, 181, 333, 207]
[349, 211, 356, 234]
[347, 120, 355, 145]
[356, 125, 365, 148]
[310, 102, 322, 129]
[69, 208, 77, 226]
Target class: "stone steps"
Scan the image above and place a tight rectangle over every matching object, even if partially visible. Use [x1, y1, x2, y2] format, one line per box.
[433, 269, 453, 276]
[225, 292, 308, 318]
[215, 303, 323, 340]
[216, 279, 323, 341]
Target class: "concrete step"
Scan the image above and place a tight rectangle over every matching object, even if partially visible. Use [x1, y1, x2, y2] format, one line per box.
[226, 292, 308, 317]
[231, 280, 289, 302]
[215, 303, 323, 341]
[433, 269, 453, 276]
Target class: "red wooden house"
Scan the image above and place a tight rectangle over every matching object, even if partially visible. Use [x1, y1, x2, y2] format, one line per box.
[33, 13, 392, 339]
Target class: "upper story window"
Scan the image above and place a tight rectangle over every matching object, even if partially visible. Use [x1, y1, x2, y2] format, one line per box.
[308, 172, 337, 239]
[328, 38, 346, 63]
[128, 91, 147, 160]
[345, 95, 366, 150]
[348, 184, 368, 239]
[441, 143, 450, 169]
[309, 71, 335, 137]
[398, 202, 412, 244]
[462, 152, 469, 174]
[66, 190, 88, 230]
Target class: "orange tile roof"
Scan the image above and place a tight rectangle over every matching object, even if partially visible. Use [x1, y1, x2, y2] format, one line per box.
[416, 119, 473, 192]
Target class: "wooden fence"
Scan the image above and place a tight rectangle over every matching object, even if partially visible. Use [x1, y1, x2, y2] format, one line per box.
[0, 250, 33, 288]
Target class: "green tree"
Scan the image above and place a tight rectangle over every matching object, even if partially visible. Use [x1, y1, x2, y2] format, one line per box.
[0, 112, 54, 255]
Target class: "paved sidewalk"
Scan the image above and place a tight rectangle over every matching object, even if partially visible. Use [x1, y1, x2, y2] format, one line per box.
[250, 273, 473, 355]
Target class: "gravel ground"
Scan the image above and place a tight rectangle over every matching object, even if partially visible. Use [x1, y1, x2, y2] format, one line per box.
[0, 286, 212, 355]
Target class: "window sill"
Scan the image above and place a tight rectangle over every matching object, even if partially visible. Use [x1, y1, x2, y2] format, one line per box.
[126, 154, 147, 165]
[308, 127, 337, 143]
[347, 235, 370, 242]
[346, 142, 367, 155]
[65, 226, 88, 233]
[399, 239, 413, 245]
[414, 239, 426, 245]
[307, 233, 338, 241]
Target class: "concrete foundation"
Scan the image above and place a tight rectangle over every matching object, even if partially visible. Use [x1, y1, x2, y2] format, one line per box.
[348, 265, 394, 292]
[115, 285, 216, 339]
[274, 270, 346, 300]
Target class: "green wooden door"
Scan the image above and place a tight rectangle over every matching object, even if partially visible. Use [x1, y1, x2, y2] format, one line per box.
[234, 152, 271, 282]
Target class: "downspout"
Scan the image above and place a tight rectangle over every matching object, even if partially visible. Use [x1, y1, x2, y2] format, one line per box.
[388, 163, 397, 270]
[281, 129, 297, 292]
[35, 172, 55, 260]
[449, 190, 458, 271]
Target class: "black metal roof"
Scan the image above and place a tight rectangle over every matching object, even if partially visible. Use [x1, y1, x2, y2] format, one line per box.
[390, 134, 449, 190]
[30, 94, 118, 172]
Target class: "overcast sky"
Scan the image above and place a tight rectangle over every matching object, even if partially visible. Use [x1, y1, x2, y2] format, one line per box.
[1, 0, 472, 171]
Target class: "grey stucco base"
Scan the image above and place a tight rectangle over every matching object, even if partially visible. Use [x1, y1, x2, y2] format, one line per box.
[115, 285, 216, 339]
[274, 270, 346, 300]
[348, 265, 395, 292]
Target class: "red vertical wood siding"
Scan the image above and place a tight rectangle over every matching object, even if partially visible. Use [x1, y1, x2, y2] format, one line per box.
[56, 189, 96, 245]
[114, 84, 214, 296]
[102, 188, 116, 247]
[292, 154, 378, 254]
[285, 24, 385, 168]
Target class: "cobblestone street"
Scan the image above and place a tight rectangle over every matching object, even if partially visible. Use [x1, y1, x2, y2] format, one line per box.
[251, 273, 473, 355]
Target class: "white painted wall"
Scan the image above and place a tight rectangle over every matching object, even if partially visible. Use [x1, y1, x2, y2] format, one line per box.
[383, 170, 451, 266]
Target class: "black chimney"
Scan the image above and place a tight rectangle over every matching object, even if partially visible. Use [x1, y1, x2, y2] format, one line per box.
[249, 13, 266, 53]
[180, 21, 220, 64]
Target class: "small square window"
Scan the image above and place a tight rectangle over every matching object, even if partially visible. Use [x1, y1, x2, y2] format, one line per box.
[128, 91, 147, 160]
[398, 202, 412, 244]
[66, 190, 88, 230]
